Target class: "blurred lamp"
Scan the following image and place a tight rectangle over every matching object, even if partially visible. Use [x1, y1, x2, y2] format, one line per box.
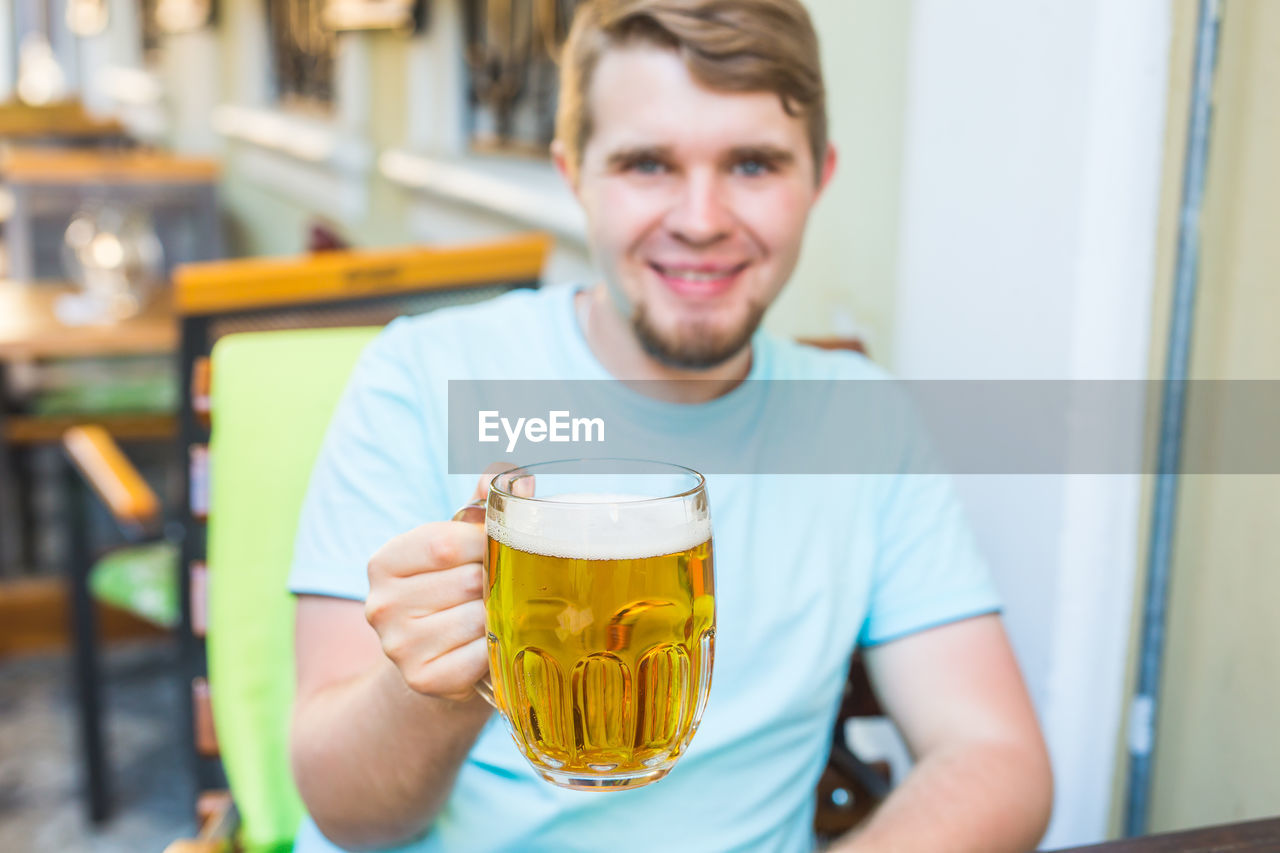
[157, 0, 215, 34]
[16, 33, 69, 106]
[323, 0, 420, 31]
[60, 205, 165, 323]
[67, 0, 110, 37]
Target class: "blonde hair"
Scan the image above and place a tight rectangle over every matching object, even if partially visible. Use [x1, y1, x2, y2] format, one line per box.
[556, 0, 828, 182]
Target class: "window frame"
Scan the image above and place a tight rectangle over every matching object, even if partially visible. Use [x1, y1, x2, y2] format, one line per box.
[265, 0, 338, 115]
[379, 0, 586, 247]
[212, 0, 374, 219]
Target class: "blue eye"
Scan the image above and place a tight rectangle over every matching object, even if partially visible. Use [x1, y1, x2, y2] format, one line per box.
[735, 159, 770, 177]
[632, 158, 666, 175]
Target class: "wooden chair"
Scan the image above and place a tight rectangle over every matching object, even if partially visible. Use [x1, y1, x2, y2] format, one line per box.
[814, 656, 893, 838]
[60, 234, 550, 831]
[167, 325, 389, 852]
[59, 424, 173, 823]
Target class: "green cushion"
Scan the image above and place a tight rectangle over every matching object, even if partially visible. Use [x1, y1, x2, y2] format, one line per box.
[206, 327, 380, 853]
[88, 541, 179, 629]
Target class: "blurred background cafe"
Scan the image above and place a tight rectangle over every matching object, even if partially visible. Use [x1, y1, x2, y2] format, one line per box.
[0, 0, 1276, 851]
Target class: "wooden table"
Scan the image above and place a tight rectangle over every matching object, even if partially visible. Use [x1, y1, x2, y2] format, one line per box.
[0, 99, 127, 141]
[0, 280, 177, 574]
[0, 280, 177, 442]
[1051, 817, 1280, 851]
[0, 280, 176, 360]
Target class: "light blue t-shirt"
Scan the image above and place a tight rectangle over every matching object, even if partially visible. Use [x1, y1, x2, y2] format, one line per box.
[289, 284, 1000, 853]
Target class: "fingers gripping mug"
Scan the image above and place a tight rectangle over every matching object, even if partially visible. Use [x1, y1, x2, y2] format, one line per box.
[454, 459, 715, 791]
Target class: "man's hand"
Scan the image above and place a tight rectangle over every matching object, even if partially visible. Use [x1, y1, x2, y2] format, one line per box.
[290, 470, 506, 850]
[365, 511, 489, 702]
[364, 465, 523, 702]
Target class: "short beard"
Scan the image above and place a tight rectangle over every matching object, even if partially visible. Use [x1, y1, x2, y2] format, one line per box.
[632, 300, 767, 370]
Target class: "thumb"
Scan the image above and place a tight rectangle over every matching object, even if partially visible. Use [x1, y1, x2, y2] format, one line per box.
[453, 463, 513, 524]
[471, 462, 513, 503]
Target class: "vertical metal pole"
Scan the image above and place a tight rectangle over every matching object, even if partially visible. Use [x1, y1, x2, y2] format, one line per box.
[178, 313, 203, 809]
[66, 462, 110, 824]
[1124, 0, 1223, 836]
[0, 396, 25, 577]
[178, 313, 225, 808]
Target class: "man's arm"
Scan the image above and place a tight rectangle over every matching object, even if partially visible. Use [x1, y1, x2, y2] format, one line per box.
[290, 514, 494, 852]
[831, 614, 1053, 853]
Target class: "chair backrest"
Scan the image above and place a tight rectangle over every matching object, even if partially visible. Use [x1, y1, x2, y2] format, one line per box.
[206, 327, 380, 852]
[187, 236, 548, 850]
[173, 233, 548, 814]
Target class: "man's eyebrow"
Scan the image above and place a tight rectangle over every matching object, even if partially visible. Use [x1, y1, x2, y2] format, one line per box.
[605, 145, 675, 168]
[725, 145, 796, 165]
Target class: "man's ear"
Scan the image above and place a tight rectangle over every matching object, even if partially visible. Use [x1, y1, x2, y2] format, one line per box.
[550, 139, 580, 198]
[815, 142, 838, 199]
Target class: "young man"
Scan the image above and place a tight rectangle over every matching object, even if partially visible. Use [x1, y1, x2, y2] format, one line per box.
[288, 2, 1053, 851]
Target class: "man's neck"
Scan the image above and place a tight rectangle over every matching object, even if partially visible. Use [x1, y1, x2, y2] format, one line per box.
[575, 285, 753, 404]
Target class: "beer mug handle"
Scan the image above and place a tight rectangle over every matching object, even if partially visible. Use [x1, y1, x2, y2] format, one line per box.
[452, 499, 497, 709]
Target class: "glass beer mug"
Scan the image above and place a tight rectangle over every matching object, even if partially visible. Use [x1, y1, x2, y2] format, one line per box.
[455, 459, 715, 791]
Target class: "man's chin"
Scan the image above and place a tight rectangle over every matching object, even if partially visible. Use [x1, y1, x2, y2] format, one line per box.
[632, 303, 766, 371]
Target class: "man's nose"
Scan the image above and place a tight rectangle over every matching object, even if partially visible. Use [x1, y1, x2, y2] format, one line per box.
[666, 171, 733, 245]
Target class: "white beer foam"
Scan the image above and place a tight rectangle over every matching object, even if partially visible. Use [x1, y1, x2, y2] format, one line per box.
[490, 493, 711, 560]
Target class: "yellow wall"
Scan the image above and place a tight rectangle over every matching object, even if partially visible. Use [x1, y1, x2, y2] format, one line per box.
[768, 0, 911, 351]
[1144, 0, 1280, 830]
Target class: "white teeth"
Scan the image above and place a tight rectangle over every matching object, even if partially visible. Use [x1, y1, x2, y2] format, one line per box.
[658, 267, 737, 282]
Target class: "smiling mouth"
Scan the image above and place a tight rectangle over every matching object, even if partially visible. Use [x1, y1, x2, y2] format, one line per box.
[648, 261, 750, 296]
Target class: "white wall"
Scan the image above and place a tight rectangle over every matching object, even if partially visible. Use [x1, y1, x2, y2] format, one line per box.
[159, 28, 221, 153]
[893, 0, 1172, 846]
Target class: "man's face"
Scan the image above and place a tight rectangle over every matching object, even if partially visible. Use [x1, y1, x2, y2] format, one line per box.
[563, 44, 835, 370]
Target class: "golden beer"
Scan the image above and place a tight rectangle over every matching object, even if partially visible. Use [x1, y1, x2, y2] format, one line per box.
[484, 506, 715, 790]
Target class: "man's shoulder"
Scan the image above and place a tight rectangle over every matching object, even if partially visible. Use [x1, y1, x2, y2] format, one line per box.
[394, 284, 559, 339]
[364, 285, 572, 383]
[372, 285, 563, 355]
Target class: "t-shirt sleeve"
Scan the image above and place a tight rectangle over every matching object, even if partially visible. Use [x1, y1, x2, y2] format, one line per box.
[288, 319, 452, 601]
[857, 422, 1002, 647]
